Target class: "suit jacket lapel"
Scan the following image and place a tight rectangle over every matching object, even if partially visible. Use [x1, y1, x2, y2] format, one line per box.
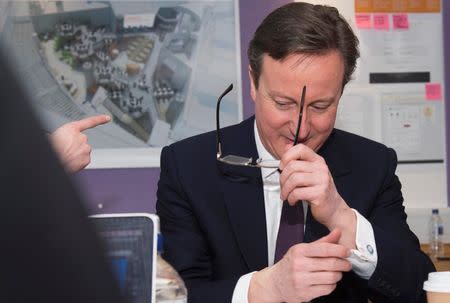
[304, 130, 352, 243]
[218, 117, 268, 271]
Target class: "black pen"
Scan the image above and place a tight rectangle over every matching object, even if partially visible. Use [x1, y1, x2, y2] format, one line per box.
[277, 85, 306, 174]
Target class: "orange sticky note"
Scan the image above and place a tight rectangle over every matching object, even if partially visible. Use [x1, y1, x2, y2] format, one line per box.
[373, 14, 390, 30]
[425, 83, 442, 101]
[355, 14, 372, 29]
[393, 14, 409, 29]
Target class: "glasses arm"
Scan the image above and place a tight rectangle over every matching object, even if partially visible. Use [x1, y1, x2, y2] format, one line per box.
[293, 85, 306, 146]
[216, 83, 234, 158]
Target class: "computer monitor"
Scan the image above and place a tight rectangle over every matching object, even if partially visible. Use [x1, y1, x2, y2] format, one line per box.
[90, 213, 158, 303]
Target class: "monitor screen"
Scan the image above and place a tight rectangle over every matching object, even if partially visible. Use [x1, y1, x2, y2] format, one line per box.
[91, 215, 156, 303]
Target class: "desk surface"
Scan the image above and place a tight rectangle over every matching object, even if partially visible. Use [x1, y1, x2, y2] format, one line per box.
[420, 243, 450, 271]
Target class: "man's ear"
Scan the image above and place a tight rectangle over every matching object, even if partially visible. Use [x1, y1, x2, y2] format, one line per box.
[248, 67, 257, 102]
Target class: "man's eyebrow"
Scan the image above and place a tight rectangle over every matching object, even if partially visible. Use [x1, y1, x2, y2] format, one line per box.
[267, 91, 298, 103]
[310, 97, 335, 104]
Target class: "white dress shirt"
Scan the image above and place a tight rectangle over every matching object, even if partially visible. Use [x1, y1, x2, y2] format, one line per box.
[231, 122, 378, 303]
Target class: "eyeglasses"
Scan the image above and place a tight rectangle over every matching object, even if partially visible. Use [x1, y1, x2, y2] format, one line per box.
[216, 84, 306, 169]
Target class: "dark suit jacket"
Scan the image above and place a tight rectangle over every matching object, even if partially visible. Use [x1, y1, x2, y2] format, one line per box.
[157, 116, 435, 303]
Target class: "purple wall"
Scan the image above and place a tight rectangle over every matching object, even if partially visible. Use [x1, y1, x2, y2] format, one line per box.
[239, 0, 290, 119]
[76, 0, 292, 214]
[75, 168, 159, 214]
[444, 0, 450, 205]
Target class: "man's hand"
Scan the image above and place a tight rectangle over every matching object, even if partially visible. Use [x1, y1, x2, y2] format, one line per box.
[279, 144, 356, 247]
[50, 115, 111, 173]
[249, 229, 352, 303]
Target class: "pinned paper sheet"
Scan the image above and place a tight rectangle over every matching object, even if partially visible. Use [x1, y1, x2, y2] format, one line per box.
[425, 83, 442, 101]
[373, 14, 390, 30]
[355, 14, 371, 29]
[393, 14, 409, 29]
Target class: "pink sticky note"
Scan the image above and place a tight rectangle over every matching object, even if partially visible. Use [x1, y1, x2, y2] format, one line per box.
[355, 14, 372, 29]
[393, 14, 409, 29]
[425, 83, 442, 101]
[373, 14, 390, 30]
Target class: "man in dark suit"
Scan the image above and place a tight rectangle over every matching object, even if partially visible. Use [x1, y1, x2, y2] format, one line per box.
[157, 2, 435, 302]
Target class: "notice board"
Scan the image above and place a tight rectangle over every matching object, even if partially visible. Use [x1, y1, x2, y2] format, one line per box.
[300, 0, 447, 208]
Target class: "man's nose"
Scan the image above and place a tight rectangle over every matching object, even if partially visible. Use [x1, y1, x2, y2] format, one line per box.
[290, 108, 308, 141]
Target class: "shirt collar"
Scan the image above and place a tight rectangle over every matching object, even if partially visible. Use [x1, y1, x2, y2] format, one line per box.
[254, 120, 280, 183]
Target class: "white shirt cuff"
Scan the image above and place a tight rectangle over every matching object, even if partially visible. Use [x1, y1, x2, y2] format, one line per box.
[231, 272, 255, 303]
[347, 209, 378, 279]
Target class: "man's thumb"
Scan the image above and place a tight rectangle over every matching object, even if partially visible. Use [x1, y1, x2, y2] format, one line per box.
[316, 228, 341, 244]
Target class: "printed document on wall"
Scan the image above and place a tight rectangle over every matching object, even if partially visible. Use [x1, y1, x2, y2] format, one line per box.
[340, 0, 446, 163]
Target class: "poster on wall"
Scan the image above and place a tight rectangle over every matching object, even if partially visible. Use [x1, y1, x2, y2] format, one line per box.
[0, 0, 242, 168]
[334, 0, 445, 163]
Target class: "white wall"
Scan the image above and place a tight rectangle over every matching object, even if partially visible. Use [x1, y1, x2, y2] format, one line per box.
[407, 208, 450, 243]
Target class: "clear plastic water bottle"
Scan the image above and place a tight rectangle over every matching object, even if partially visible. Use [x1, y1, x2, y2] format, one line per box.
[428, 208, 444, 259]
[156, 234, 188, 303]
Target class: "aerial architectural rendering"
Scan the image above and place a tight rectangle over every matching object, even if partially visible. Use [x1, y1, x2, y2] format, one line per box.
[0, 0, 240, 164]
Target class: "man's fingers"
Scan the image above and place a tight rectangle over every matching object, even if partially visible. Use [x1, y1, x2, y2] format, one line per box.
[305, 271, 344, 285]
[280, 172, 318, 201]
[285, 186, 317, 205]
[280, 143, 322, 170]
[292, 229, 350, 258]
[281, 160, 315, 178]
[72, 115, 111, 131]
[297, 242, 349, 259]
[302, 256, 352, 273]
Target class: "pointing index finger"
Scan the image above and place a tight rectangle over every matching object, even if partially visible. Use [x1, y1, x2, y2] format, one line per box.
[72, 115, 111, 131]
